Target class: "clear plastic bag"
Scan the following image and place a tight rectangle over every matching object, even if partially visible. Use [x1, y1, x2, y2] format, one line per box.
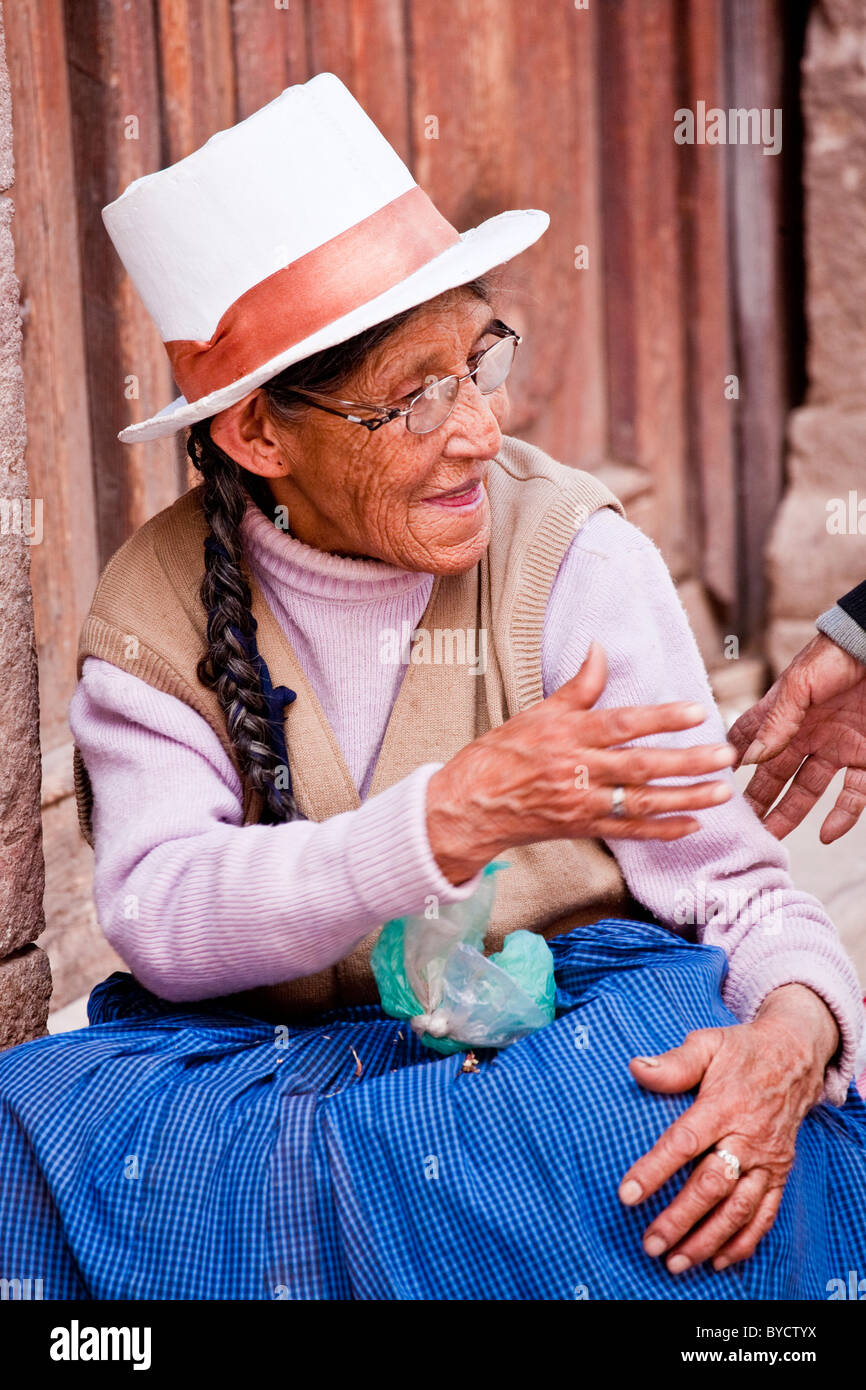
[370, 862, 556, 1054]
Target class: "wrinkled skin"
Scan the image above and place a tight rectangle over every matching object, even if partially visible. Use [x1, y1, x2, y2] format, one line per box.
[425, 641, 736, 883]
[210, 287, 504, 575]
[620, 981, 838, 1274]
[210, 286, 842, 1275]
[729, 632, 866, 842]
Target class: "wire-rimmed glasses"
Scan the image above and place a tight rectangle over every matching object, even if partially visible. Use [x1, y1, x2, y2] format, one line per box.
[283, 319, 521, 434]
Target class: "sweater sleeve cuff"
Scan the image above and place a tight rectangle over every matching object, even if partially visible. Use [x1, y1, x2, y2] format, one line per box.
[815, 604, 866, 666]
[721, 949, 865, 1107]
[836, 578, 866, 630]
[345, 762, 485, 920]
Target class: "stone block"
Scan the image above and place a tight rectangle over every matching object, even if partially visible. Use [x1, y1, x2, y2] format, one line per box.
[0, 12, 12, 193]
[0, 945, 51, 1049]
[816, 0, 866, 27]
[0, 824, 45, 956]
[802, 7, 866, 405]
[0, 193, 44, 958]
[786, 406, 866, 493]
[766, 488, 865, 623]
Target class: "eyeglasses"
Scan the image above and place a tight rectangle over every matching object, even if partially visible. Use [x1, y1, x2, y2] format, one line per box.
[283, 319, 521, 434]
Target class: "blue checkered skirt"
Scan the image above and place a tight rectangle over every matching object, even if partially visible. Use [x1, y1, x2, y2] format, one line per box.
[1, 919, 864, 1300]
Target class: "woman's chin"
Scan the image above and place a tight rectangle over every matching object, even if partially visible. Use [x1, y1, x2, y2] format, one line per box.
[418, 495, 491, 573]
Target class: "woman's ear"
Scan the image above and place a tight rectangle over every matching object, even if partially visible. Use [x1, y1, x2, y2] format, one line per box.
[208, 389, 292, 479]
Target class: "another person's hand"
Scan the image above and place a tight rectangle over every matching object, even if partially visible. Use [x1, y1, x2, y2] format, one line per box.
[728, 633, 866, 842]
[426, 640, 736, 885]
[618, 983, 839, 1274]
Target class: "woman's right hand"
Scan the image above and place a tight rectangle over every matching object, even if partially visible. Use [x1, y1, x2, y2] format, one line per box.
[426, 640, 736, 885]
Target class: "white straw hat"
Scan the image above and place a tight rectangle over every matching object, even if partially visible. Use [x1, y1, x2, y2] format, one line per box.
[101, 71, 549, 444]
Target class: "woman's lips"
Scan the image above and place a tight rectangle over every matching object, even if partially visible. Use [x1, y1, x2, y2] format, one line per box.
[422, 479, 484, 509]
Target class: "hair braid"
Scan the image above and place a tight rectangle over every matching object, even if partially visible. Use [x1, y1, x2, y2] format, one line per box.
[187, 423, 302, 823]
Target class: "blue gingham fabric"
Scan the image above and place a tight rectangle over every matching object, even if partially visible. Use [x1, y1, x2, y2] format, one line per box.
[0, 918, 864, 1300]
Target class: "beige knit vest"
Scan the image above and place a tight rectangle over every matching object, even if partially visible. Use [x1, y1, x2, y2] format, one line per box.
[73, 433, 653, 1019]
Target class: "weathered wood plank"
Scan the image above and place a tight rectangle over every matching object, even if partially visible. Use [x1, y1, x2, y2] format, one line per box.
[407, 0, 556, 449]
[598, 0, 689, 576]
[680, 0, 738, 612]
[725, 0, 789, 639]
[155, 0, 235, 160]
[64, 0, 182, 560]
[230, 0, 309, 119]
[306, 1, 410, 160]
[155, 0, 236, 489]
[6, 0, 99, 753]
[526, 0, 607, 466]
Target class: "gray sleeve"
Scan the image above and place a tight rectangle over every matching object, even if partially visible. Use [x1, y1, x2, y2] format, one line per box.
[815, 604, 866, 666]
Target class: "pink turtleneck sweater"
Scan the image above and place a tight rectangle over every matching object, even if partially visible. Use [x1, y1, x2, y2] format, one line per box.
[68, 497, 865, 1104]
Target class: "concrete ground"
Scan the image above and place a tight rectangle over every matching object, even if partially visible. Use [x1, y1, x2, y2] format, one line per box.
[47, 992, 90, 1033]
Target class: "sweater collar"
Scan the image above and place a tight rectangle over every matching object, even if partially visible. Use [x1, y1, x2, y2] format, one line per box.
[239, 494, 432, 603]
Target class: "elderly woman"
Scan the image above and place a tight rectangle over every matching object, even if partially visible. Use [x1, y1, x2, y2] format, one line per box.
[0, 75, 864, 1302]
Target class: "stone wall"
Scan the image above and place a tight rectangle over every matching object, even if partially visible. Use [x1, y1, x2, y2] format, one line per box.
[767, 0, 866, 672]
[0, 3, 51, 1047]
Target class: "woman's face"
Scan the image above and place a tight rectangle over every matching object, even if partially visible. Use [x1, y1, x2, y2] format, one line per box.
[214, 288, 509, 574]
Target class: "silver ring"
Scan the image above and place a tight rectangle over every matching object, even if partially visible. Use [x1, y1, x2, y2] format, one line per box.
[715, 1146, 741, 1180]
[611, 785, 627, 817]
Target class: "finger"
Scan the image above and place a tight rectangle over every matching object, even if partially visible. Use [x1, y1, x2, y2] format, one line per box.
[737, 675, 812, 764]
[627, 1030, 724, 1096]
[661, 1166, 769, 1271]
[551, 640, 609, 712]
[594, 815, 703, 841]
[589, 742, 737, 783]
[741, 743, 808, 818]
[712, 1185, 784, 1270]
[739, 756, 811, 828]
[820, 765, 866, 844]
[575, 701, 709, 750]
[581, 779, 733, 824]
[639, 1150, 761, 1273]
[618, 1034, 725, 1205]
[760, 754, 837, 840]
[728, 699, 771, 760]
[619, 1101, 722, 1208]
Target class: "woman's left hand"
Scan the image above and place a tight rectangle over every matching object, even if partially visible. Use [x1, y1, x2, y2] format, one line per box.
[617, 983, 840, 1274]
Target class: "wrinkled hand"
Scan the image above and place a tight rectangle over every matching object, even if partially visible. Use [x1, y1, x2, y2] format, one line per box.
[728, 633, 866, 841]
[427, 640, 735, 885]
[618, 984, 839, 1275]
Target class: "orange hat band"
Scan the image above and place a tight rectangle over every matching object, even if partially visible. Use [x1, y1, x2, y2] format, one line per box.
[164, 186, 461, 404]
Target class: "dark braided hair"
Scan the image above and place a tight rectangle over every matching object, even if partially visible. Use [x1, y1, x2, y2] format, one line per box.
[186, 274, 498, 825]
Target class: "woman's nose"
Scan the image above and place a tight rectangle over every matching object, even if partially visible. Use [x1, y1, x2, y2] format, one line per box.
[443, 377, 504, 455]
